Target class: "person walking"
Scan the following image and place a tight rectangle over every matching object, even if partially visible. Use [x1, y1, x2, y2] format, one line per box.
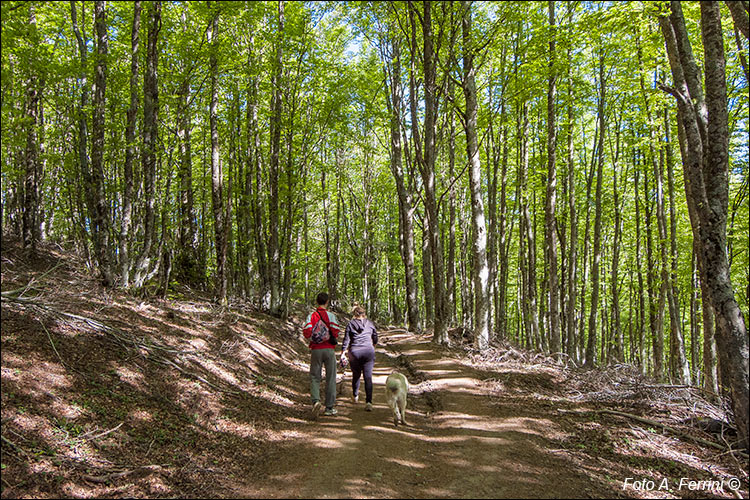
[341, 305, 378, 412]
[303, 292, 342, 419]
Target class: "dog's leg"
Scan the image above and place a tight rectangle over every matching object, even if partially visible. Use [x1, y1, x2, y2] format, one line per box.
[399, 394, 408, 425]
[391, 397, 400, 426]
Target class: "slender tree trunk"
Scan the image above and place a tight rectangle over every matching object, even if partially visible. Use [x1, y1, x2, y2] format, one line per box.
[133, 1, 161, 289]
[120, 1, 140, 288]
[690, 248, 702, 385]
[565, 53, 578, 363]
[207, 5, 226, 304]
[586, 52, 606, 367]
[420, 1, 449, 345]
[519, 102, 540, 350]
[23, 6, 41, 253]
[545, 1, 560, 357]
[611, 119, 623, 362]
[663, 107, 690, 384]
[383, 35, 420, 332]
[461, 0, 489, 350]
[70, 1, 93, 258]
[447, 83, 457, 327]
[268, 0, 285, 316]
[635, 158, 646, 372]
[89, 0, 112, 286]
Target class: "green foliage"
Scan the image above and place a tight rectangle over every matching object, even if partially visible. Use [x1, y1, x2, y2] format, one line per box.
[1, 1, 747, 379]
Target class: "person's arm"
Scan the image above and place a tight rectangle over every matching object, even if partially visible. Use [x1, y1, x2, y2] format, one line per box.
[327, 311, 342, 338]
[302, 312, 314, 339]
[370, 320, 378, 345]
[341, 322, 352, 352]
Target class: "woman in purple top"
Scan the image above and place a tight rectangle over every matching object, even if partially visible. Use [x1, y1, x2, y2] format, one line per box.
[341, 305, 378, 411]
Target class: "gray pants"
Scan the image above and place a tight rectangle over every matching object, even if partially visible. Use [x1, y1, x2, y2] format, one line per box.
[310, 348, 337, 409]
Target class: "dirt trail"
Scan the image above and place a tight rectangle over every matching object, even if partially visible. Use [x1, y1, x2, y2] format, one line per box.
[241, 330, 608, 499]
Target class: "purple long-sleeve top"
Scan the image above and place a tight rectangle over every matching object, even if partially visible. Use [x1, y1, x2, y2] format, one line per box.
[342, 318, 378, 352]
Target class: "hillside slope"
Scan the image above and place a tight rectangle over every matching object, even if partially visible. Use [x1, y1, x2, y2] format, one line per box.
[1, 238, 747, 499]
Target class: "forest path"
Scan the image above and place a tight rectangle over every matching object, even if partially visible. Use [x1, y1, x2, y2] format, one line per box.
[240, 330, 604, 499]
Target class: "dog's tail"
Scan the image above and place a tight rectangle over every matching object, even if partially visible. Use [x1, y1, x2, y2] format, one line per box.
[386, 375, 401, 392]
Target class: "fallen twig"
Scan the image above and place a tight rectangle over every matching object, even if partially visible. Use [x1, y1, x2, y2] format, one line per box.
[39, 319, 66, 368]
[83, 422, 123, 442]
[1, 435, 30, 459]
[81, 464, 162, 484]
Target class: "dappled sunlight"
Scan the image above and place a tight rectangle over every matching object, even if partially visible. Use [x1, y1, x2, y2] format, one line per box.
[111, 363, 146, 390]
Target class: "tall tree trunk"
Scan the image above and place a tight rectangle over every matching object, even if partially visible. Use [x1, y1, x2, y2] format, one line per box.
[70, 0, 93, 259]
[133, 1, 161, 289]
[519, 102, 540, 350]
[420, 1, 449, 345]
[565, 50, 578, 363]
[23, 5, 41, 253]
[663, 107, 690, 384]
[644, 153, 663, 379]
[635, 155, 646, 372]
[383, 34, 420, 331]
[207, 5, 226, 304]
[90, 0, 112, 287]
[585, 52, 606, 367]
[661, 0, 749, 448]
[545, 0, 560, 357]
[610, 118, 623, 362]
[249, 53, 269, 308]
[461, 0, 489, 351]
[268, 0, 285, 316]
[120, 1, 140, 288]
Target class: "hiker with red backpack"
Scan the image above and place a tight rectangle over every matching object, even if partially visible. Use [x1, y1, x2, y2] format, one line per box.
[302, 292, 342, 419]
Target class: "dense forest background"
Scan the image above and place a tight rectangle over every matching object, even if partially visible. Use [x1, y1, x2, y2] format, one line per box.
[1, 1, 748, 442]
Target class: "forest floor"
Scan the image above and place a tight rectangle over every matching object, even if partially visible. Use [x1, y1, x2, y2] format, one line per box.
[1, 236, 748, 499]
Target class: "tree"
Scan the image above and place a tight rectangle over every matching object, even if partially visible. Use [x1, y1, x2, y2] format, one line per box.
[660, 0, 749, 449]
[460, 0, 489, 351]
[208, 2, 227, 304]
[545, 0, 560, 357]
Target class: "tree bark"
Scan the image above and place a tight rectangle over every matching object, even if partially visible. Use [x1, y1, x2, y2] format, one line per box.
[663, 107, 691, 384]
[661, 0, 749, 448]
[420, 1, 449, 345]
[519, 102, 540, 350]
[133, 1, 161, 289]
[90, 0, 112, 287]
[23, 5, 41, 253]
[383, 34, 420, 332]
[268, 0, 285, 316]
[120, 1, 140, 288]
[461, 0, 489, 351]
[585, 52, 606, 368]
[725, 0, 749, 40]
[545, 1, 560, 357]
[207, 5, 226, 304]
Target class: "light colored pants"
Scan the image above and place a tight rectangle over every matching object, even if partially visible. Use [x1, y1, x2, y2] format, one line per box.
[310, 348, 337, 409]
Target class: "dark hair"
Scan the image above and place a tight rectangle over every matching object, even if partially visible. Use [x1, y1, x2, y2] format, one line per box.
[316, 292, 329, 306]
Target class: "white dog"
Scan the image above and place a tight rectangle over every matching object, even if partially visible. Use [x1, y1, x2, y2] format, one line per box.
[385, 372, 409, 426]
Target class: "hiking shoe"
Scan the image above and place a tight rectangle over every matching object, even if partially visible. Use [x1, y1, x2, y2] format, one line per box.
[365, 403, 373, 412]
[311, 401, 322, 420]
[352, 393, 359, 404]
[323, 408, 338, 416]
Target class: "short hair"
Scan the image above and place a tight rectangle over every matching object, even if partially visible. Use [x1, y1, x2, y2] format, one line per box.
[316, 292, 329, 306]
